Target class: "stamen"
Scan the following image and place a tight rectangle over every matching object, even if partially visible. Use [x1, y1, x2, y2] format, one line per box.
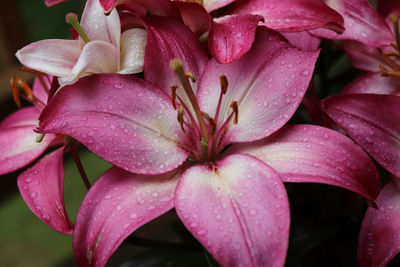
[170, 58, 209, 142]
[214, 74, 228, 125]
[185, 71, 196, 83]
[36, 133, 45, 143]
[177, 104, 185, 132]
[15, 77, 34, 102]
[383, 52, 400, 71]
[19, 67, 50, 94]
[379, 64, 400, 78]
[66, 12, 90, 43]
[230, 101, 239, 124]
[171, 85, 178, 110]
[220, 75, 228, 95]
[10, 77, 21, 108]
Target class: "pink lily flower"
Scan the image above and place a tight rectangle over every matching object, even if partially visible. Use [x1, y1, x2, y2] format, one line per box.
[319, 1, 400, 191]
[307, 3, 400, 265]
[100, 0, 343, 63]
[38, 17, 380, 266]
[0, 73, 73, 234]
[17, 0, 146, 86]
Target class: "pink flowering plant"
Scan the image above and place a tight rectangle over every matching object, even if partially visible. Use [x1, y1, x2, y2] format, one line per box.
[3, 0, 398, 266]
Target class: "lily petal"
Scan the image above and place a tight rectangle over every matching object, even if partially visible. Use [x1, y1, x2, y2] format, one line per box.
[358, 181, 400, 267]
[209, 14, 263, 64]
[118, 28, 146, 74]
[64, 40, 119, 85]
[311, 0, 393, 47]
[198, 27, 319, 144]
[232, 0, 344, 32]
[343, 40, 386, 72]
[81, 0, 121, 48]
[32, 75, 51, 105]
[323, 93, 400, 177]
[100, 0, 178, 17]
[73, 166, 179, 267]
[175, 154, 290, 267]
[229, 124, 381, 202]
[281, 31, 321, 51]
[17, 147, 72, 234]
[0, 107, 57, 175]
[15, 39, 81, 77]
[174, 1, 210, 35]
[341, 72, 400, 95]
[203, 0, 235, 12]
[143, 16, 208, 95]
[39, 74, 188, 175]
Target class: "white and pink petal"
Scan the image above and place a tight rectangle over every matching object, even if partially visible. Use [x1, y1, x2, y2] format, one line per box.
[209, 14, 263, 64]
[323, 93, 400, 177]
[80, 0, 121, 47]
[175, 154, 290, 267]
[15, 39, 81, 78]
[198, 27, 319, 145]
[312, 0, 393, 47]
[73, 166, 180, 267]
[17, 147, 72, 234]
[229, 124, 381, 202]
[39, 74, 188, 175]
[358, 180, 400, 267]
[118, 28, 146, 74]
[233, 0, 344, 32]
[0, 107, 57, 175]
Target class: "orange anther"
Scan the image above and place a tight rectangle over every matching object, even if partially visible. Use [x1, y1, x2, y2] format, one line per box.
[10, 77, 21, 108]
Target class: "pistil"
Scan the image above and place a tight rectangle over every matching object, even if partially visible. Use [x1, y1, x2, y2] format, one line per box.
[391, 13, 400, 53]
[66, 13, 90, 43]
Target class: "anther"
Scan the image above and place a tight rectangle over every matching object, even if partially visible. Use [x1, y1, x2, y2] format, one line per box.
[185, 71, 196, 83]
[177, 105, 185, 132]
[10, 77, 21, 108]
[36, 133, 45, 143]
[10, 76, 35, 107]
[66, 12, 90, 43]
[230, 101, 239, 124]
[15, 77, 34, 102]
[171, 85, 178, 110]
[379, 64, 400, 78]
[383, 52, 400, 71]
[219, 75, 228, 94]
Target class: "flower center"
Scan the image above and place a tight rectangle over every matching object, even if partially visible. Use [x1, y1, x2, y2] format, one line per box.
[170, 59, 238, 163]
[10, 68, 51, 142]
[379, 13, 400, 78]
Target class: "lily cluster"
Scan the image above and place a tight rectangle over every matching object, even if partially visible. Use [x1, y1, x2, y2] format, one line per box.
[2, 0, 399, 266]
